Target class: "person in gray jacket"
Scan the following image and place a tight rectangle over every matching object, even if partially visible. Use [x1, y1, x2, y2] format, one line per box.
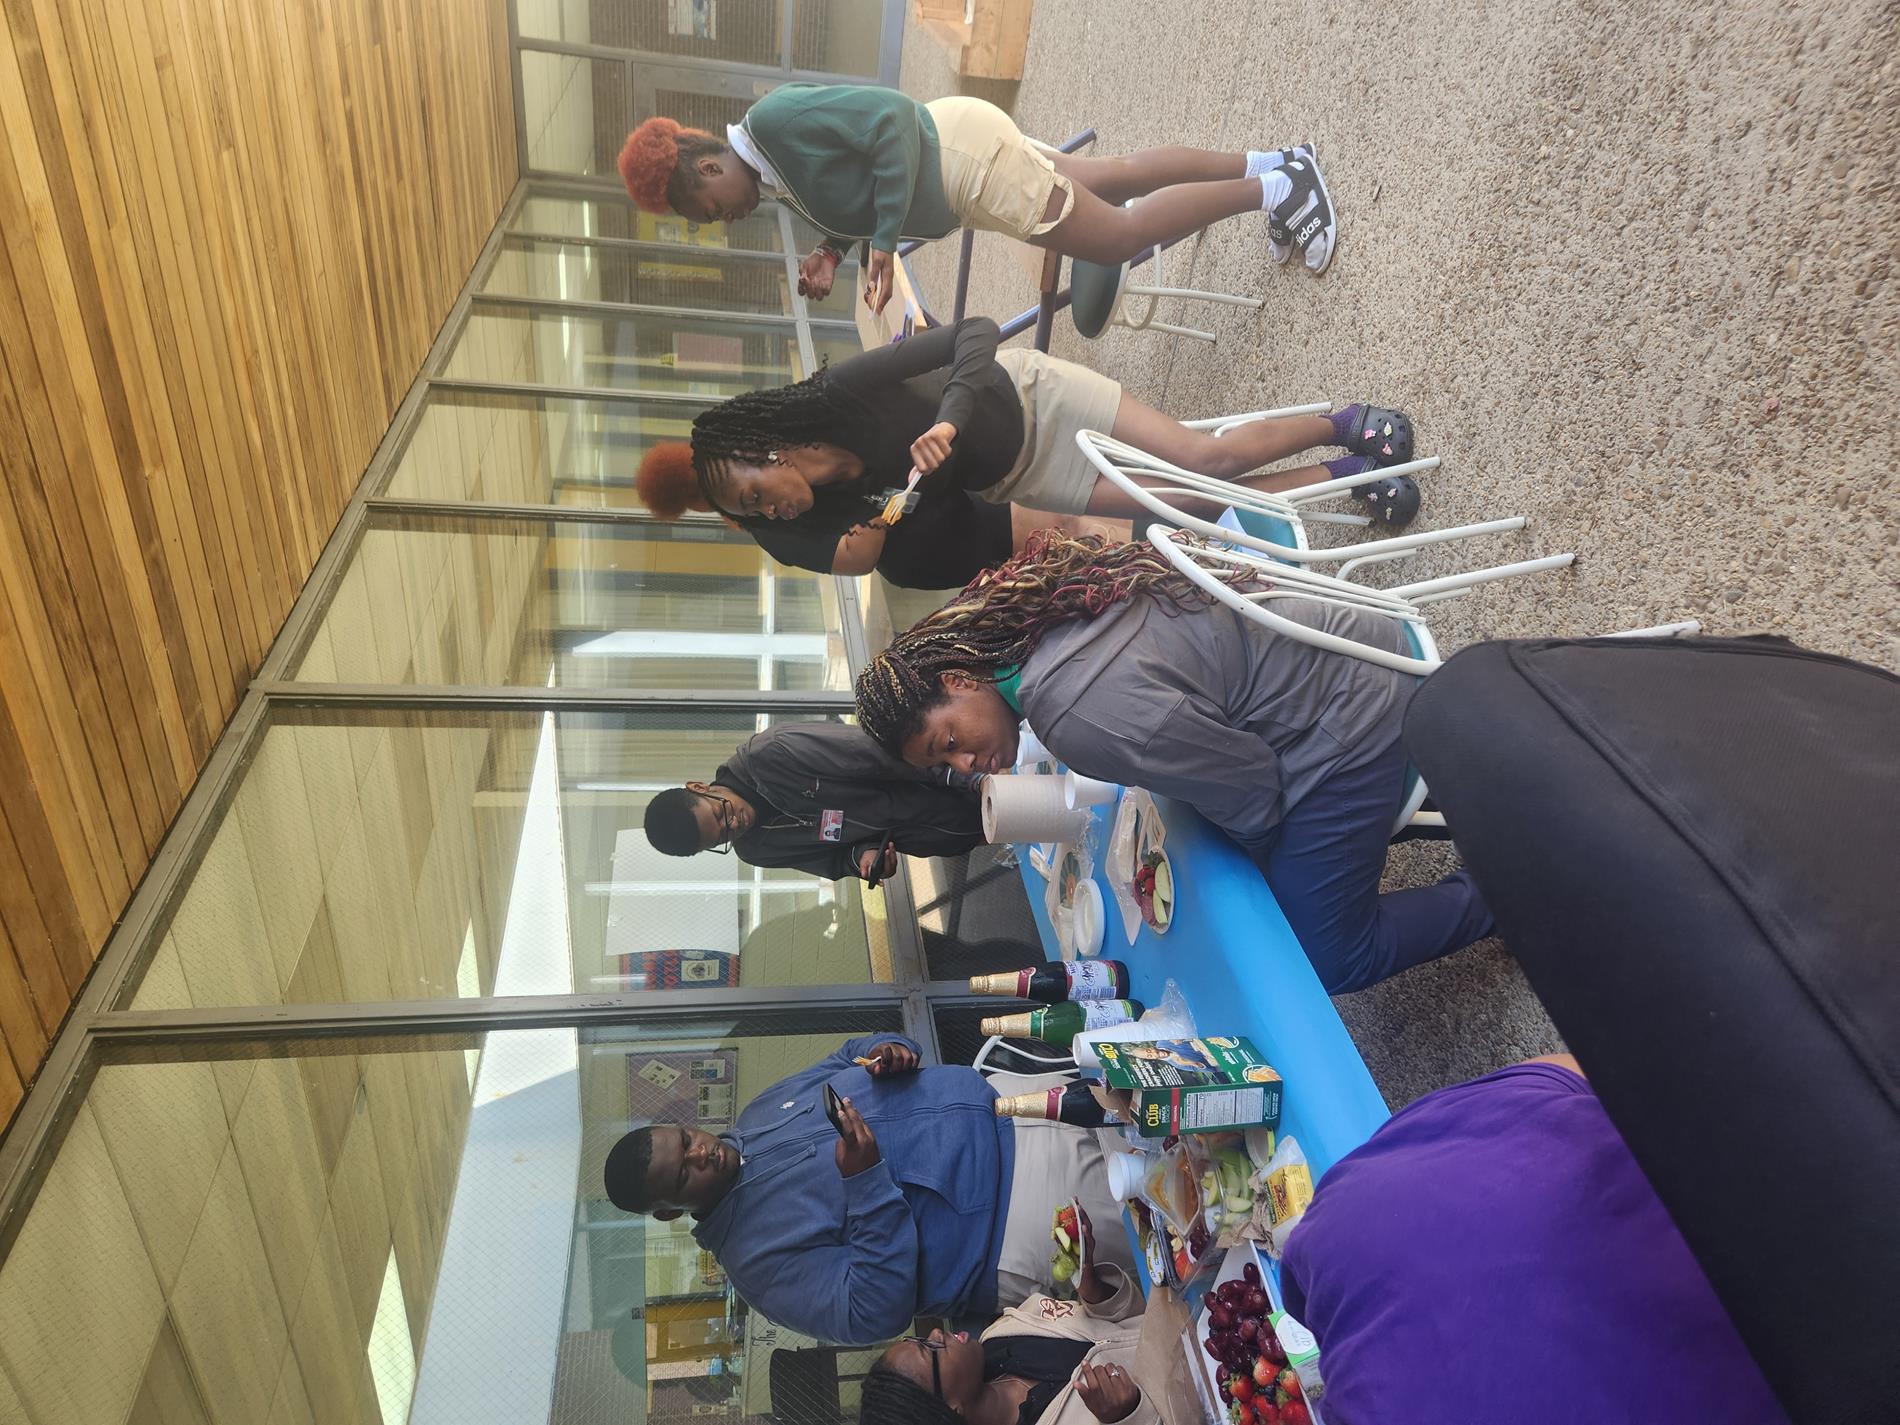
[854, 533, 1493, 992]
[644, 721, 986, 882]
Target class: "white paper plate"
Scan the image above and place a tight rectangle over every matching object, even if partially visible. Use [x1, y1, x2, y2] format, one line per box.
[1070, 880, 1106, 958]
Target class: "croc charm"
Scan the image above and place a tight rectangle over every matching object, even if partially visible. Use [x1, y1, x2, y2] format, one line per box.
[1359, 475, 1421, 528]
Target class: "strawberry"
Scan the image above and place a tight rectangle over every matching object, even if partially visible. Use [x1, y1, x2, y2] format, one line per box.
[1278, 1402, 1310, 1425]
[1227, 1402, 1256, 1425]
[1254, 1406, 1282, 1425]
[1252, 1356, 1276, 1389]
[1229, 1376, 1254, 1403]
[1277, 1367, 1302, 1400]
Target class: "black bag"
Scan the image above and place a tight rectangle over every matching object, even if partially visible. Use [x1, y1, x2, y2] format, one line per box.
[1404, 635, 1900, 1425]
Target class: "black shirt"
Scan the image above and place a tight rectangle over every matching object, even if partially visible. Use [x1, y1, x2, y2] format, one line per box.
[982, 1334, 1094, 1425]
[743, 317, 1026, 588]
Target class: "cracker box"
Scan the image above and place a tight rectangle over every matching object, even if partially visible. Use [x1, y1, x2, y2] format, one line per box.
[1093, 1035, 1283, 1138]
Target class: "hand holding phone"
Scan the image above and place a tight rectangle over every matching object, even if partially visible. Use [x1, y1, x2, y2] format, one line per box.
[829, 1090, 881, 1177]
[860, 839, 897, 888]
[824, 1082, 847, 1135]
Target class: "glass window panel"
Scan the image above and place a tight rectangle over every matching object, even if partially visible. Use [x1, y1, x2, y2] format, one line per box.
[290, 512, 848, 690]
[0, 1014, 903, 1425]
[383, 391, 713, 511]
[519, 52, 632, 176]
[518, 0, 785, 63]
[908, 843, 1044, 980]
[811, 325, 868, 373]
[445, 306, 811, 395]
[802, 261, 862, 322]
[792, 0, 886, 76]
[119, 707, 892, 1011]
[485, 237, 799, 317]
[511, 191, 786, 253]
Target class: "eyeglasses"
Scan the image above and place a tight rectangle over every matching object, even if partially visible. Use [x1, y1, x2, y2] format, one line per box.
[905, 1335, 946, 1398]
[696, 790, 741, 853]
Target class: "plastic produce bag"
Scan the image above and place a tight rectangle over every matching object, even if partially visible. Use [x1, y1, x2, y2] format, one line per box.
[1249, 1135, 1314, 1258]
[1105, 788, 1164, 943]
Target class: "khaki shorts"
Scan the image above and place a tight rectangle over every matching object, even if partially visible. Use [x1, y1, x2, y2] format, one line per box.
[983, 349, 1124, 515]
[986, 1070, 1138, 1308]
[926, 96, 1076, 240]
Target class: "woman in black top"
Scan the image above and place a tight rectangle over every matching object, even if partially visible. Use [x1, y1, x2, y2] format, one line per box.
[636, 317, 1419, 588]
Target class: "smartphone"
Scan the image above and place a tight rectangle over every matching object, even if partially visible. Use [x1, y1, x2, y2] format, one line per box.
[823, 1083, 848, 1136]
[862, 838, 897, 890]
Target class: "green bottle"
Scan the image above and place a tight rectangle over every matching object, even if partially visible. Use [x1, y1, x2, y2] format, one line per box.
[979, 999, 1144, 1047]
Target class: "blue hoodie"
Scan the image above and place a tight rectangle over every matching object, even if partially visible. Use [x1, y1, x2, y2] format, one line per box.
[690, 1034, 1015, 1345]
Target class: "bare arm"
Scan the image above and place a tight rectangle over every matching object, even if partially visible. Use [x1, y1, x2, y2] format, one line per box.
[831, 521, 888, 576]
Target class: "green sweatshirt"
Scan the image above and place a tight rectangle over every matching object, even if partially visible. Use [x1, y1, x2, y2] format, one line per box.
[741, 83, 960, 255]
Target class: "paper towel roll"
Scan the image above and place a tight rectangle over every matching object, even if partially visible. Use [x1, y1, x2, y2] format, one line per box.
[1064, 772, 1121, 810]
[982, 773, 1091, 844]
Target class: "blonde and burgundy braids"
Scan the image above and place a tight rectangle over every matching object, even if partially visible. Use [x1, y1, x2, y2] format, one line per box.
[854, 530, 1262, 755]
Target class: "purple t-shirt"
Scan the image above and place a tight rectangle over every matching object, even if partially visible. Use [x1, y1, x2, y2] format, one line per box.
[1281, 1063, 1787, 1425]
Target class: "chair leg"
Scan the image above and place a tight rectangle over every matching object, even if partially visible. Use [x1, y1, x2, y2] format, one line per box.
[1387, 552, 1578, 600]
[1599, 620, 1703, 639]
[1301, 510, 1374, 527]
[1139, 319, 1218, 342]
[1279, 455, 1442, 504]
[1124, 283, 1264, 310]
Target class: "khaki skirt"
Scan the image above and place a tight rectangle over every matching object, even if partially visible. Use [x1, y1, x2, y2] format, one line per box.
[926, 96, 1076, 239]
[982, 349, 1124, 515]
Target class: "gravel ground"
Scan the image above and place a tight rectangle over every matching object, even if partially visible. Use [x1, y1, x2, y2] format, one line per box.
[897, 0, 1899, 1106]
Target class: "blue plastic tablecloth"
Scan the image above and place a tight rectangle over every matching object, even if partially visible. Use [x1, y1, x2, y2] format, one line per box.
[1014, 792, 1390, 1179]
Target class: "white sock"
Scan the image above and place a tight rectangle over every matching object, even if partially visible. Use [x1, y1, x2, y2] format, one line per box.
[1243, 149, 1282, 179]
[1259, 168, 1292, 212]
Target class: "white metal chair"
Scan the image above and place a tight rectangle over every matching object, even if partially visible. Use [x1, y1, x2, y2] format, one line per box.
[1068, 208, 1264, 344]
[1077, 421, 1554, 577]
[1146, 524, 1701, 833]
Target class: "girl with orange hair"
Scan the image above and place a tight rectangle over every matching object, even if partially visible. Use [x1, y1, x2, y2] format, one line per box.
[619, 84, 1338, 316]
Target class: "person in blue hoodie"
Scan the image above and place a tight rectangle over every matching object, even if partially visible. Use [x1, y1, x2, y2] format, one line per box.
[601, 1034, 1131, 1346]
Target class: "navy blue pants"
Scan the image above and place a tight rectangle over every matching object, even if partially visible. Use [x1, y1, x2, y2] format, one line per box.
[1259, 735, 1495, 993]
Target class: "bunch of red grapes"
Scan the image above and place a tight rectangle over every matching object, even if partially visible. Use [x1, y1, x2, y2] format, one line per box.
[1202, 1261, 1310, 1425]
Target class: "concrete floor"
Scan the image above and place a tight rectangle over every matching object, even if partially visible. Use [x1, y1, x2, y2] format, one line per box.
[896, 0, 1899, 1106]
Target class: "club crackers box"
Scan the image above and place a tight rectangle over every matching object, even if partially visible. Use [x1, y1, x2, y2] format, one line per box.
[1093, 1036, 1283, 1138]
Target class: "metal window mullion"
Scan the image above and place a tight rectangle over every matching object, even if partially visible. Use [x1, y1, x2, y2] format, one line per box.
[876, 0, 908, 86]
[517, 33, 899, 88]
[85, 982, 916, 1042]
[507, 0, 528, 180]
[248, 683, 857, 712]
[782, 205, 819, 374]
[425, 376, 720, 408]
[523, 167, 629, 187]
[506, 231, 792, 262]
[472, 291, 805, 328]
[363, 496, 727, 528]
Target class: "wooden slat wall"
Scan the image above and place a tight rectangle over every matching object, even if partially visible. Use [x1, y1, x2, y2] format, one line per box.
[0, 0, 516, 1124]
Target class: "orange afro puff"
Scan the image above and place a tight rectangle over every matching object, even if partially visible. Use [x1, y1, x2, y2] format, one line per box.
[637, 443, 710, 520]
[620, 118, 699, 213]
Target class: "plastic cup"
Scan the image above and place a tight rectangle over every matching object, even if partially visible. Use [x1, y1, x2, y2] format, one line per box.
[1105, 1151, 1147, 1202]
[1064, 772, 1121, 810]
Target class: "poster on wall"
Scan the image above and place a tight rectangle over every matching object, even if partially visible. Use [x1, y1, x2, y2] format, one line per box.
[628, 1048, 740, 1130]
[667, 0, 716, 39]
[613, 948, 741, 990]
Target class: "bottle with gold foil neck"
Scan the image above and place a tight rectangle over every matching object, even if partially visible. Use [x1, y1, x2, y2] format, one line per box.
[968, 960, 1130, 1004]
[978, 999, 1143, 1047]
[994, 1082, 1124, 1127]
